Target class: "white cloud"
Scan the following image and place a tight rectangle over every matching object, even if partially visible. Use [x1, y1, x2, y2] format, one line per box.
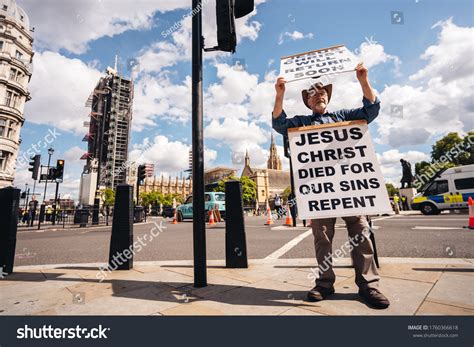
[377, 149, 429, 186]
[25, 51, 102, 134]
[133, 74, 191, 130]
[63, 146, 86, 166]
[278, 30, 314, 45]
[129, 135, 216, 175]
[206, 118, 269, 149]
[21, 0, 190, 54]
[410, 18, 474, 84]
[135, 0, 265, 74]
[375, 19, 474, 148]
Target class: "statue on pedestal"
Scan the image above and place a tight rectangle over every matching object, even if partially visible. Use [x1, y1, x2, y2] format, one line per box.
[400, 159, 414, 189]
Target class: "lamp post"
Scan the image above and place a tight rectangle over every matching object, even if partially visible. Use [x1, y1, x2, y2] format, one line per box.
[24, 182, 29, 209]
[43, 147, 54, 202]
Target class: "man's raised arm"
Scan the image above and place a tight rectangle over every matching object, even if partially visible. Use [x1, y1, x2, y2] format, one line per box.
[272, 77, 286, 118]
[356, 63, 376, 103]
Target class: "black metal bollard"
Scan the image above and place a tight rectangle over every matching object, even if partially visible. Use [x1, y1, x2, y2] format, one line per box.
[37, 204, 45, 230]
[0, 187, 21, 274]
[108, 184, 134, 270]
[92, 198, 100, 225]
[225, 180, 248, 268]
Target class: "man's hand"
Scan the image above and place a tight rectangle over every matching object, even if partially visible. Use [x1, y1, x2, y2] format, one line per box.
[273, 77, 286, 118]
[355, 63, 369, 84]
[355, 63, 376, 103]
[275, 77, 286, 97]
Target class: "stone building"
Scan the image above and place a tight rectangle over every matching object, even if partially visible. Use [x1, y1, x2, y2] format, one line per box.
[0, 0, 33, 187]
[241, 134, 290, 207]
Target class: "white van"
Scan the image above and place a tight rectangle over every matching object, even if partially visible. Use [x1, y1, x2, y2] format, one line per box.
[412, 164, 474, 215]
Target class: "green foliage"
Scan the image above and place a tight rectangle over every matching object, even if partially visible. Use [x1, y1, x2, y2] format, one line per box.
[140, 191, 184, 207]
[240, 176, 257, 205]
[414, 132, 473, 188]
[385, 183, 398, 197]
[430, 132, 473, 166]
[214, 175, 257, 205]
[281, 186, 291, 201]
[99, 188, 115, 206]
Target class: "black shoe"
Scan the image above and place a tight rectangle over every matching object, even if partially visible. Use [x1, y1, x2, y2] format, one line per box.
[307, 286, 335, 302]
[358, 288, 390, 309]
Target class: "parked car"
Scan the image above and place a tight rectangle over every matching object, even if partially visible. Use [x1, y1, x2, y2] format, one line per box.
[412, 164, 474, 215]
[177, 192, 226, 222]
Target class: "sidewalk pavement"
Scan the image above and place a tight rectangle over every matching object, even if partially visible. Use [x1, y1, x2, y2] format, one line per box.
[1, 258, 472, 316]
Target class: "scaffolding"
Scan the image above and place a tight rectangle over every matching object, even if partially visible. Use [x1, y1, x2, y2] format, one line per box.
[80, 66, 134, 193]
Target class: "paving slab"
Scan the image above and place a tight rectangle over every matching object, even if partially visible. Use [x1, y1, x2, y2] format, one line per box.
[425, 273, 474, 310]
[1, 258, 472, 316]
[416, 301, 474, 316]
[298, 276, 433, 316]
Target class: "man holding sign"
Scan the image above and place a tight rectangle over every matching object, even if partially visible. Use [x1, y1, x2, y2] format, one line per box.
[271, 63, 390, 309]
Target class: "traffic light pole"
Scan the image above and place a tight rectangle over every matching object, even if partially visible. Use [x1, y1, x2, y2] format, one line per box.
[42, 152, 53, 203]
[52, 181, 59, 225]
[136, 176, 140, 206]
[192, 0, 207, 288]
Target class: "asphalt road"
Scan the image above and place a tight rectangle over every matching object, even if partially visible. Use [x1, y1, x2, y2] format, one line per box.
[13, 213, 473, 266]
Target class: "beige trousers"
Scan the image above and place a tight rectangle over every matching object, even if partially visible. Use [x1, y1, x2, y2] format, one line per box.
[311, 216, 380, 290]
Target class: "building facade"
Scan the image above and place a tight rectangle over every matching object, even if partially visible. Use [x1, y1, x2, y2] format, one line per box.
[79, 66, 133, 205]
[0, 0, 33, 188]
[241, 134, 290, 207]
[139, 175, 193, 198]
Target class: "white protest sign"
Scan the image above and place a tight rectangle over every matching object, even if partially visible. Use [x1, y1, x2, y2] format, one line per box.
[280, 45, 355, 83]
[288, 120, 392, 219]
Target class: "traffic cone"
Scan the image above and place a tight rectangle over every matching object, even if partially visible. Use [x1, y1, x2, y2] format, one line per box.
[264, 199, 273, 225]
[214, 205, 222, 222]
[208, 209, 216, 225]
[171, 209, 178, 224]
[468, 197, 474, 229]
[285, 204, 293, 226]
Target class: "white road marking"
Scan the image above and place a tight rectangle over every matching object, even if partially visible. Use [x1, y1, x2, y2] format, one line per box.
[389, 218, 466, 221]
[264, 229, 313, 260]
[371, 215, 397, 222]
[412, 226, 465, 230]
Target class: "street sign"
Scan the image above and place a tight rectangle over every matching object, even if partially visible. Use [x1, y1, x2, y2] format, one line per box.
[280, 44, 355, 83]
[288, 120, 392, 219]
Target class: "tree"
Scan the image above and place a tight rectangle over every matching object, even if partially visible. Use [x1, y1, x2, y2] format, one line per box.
[414, 132, 473, 190]
[431, 132, 472, 166]
[240, 176, 257, 206]
[99, 188, 115, 207]
[214, 175, 256, 206]
[385, 183, 398, 197]
[140, 191, 162, 207]
[281, 186, 291, 201]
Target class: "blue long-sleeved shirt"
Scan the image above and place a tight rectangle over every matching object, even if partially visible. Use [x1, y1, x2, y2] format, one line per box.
[272, 96, 381, 137]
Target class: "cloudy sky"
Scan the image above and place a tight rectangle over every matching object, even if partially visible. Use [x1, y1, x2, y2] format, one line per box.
[12, 0, 474, 200]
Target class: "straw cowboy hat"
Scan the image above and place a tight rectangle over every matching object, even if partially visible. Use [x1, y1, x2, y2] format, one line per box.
[302, 82, 332, 109]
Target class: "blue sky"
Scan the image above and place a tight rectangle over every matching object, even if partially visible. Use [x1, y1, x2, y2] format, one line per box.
[13, 0, 474, 199]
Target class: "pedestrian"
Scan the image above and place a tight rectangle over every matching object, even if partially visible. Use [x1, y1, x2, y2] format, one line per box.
[272, 63, 390, 309]
[393, 194, 400, 214]
[274, 194, 282, 219]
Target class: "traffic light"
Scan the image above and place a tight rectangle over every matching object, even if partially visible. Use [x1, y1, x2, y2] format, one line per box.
[215, 0, 255, 53]
[54, 159, 65, 180]
[137, 165, 146, 185]
[28, 155, 41, 180]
